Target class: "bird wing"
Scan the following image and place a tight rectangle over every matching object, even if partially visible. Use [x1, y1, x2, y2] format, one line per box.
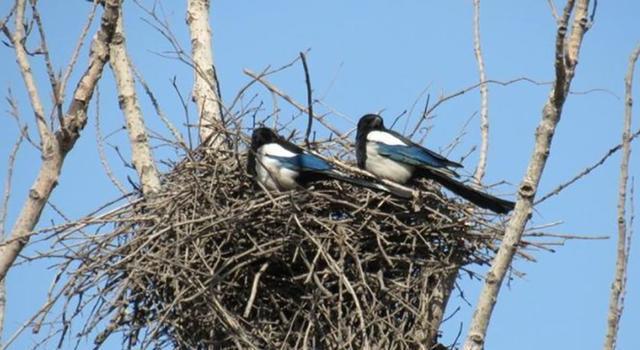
[270, 152, 332, 173]
[376, 143, 460, 178]
[384, 129, 463, 168]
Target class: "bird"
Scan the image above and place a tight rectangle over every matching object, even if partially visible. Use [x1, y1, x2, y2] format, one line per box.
[248, 127, 403, 195]
[356, 114, 515, 214]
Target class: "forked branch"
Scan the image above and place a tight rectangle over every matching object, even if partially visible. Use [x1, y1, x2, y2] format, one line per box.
[0, 0, 121, 282]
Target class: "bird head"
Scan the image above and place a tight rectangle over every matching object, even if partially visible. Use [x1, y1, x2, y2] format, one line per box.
[357, 114, 385, 134]
[251, 127, 279, 149]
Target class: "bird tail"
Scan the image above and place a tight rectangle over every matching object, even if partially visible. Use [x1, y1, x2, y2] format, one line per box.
[323, 171, 412, 198]
[422, 170, 515, 214]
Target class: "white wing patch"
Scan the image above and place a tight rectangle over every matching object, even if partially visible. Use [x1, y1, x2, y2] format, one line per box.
[261, 143, 297, 158]
[255, 143, 299, 190]
[367, 130, 407, 146]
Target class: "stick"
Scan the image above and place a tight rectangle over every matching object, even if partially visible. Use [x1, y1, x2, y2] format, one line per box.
[300, 52, 314, 149]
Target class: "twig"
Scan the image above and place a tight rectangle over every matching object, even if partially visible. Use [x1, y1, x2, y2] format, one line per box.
[243, 69, 349, 147]
[472, 0, 490, 185]
[547, 0, 560, 22]
[243, 262, 269, 317]
[300, 52, 314, 149]
[6, 88, 40, 151]
[409, 77, 547, 138]
[130, 63, 186, 146]
[171, 77, 193, 149]
[8, 0, 52, 145]
[0, 130, 25, 237]
[28, 0, 63, 126]
[94, 86, 128, 195]
[535, 126, 640, 205]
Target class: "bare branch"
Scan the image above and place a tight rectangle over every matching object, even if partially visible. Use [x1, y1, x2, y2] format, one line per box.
[0, 130, 25, 237]
[536, 126, 640, 205]
[409, 77, 547, 138]
[0, 0, 121, 282]
[7, 0, 52, 146]
[463, 1, 591, 349]
[109, 6, 161, 195]
[243, 69, 349, 147]
[130, 63, 186, 146]
[472, 0, 490, 184]
[28, 0, 63, 126]
[94, 86, 128, 195]
[603, 42, 640, 350]
[300, 51, 314, 149]
[59, 0, 99, 109]
[547, 0, 560, 22]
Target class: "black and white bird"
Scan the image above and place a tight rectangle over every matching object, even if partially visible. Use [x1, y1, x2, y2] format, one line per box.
[248, 127, 401, 194]
[356, 114, 515, 214]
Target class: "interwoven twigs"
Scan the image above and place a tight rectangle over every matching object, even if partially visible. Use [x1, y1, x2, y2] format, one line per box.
[34, 134, 509, 349]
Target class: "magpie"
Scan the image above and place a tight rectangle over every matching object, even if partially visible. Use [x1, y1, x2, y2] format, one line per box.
[248, 127, 403, 195]
[356, 114, 515, 214]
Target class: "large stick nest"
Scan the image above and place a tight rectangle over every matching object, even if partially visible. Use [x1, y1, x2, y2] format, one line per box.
[40, 135, 506, 349]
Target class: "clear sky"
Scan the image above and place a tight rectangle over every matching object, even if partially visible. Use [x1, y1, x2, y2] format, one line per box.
[0, 1, 638, 349]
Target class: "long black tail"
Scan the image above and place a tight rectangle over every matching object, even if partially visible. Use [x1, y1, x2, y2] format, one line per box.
[422, 170, 515, 214]
[323, 171, 412, 198]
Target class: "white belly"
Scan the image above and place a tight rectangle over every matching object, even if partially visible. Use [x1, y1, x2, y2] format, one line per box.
[366, 143, 414, 184]
[256, 155, 299, 190]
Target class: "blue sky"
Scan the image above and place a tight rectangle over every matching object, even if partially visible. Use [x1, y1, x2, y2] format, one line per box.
[0, 1, 638, 349]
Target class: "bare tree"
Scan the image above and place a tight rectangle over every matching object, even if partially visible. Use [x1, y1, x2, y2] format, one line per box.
[603, 43, 640, 350]
[464, 1, 592, 349]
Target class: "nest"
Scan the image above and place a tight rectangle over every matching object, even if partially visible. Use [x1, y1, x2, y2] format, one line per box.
[42, 135, 505, 349]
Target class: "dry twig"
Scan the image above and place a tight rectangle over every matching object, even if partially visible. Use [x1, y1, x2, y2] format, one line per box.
[472, 0, 490, 184]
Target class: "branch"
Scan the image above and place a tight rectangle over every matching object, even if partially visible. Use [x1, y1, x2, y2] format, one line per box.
[0, 130, 25, 238]
[94, 86, 128, 195]
[130, 63, 186, 146]
[463, 1, 590, 349]
[409, 77, 547, 138]
[535, 126, 640, 205]
[8, 0, 52, 146]
[472, 0, 489, 185]
[28, 0, 63, 126]
[59, 0, 99, 110]
[300, 51, 314, 149]
[603, 42, 640, 350]
[109, 6, 161, 195]
[0, 0, 121, 282]
[186, 0, 224, 148]
[243, 69, 348, 146]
